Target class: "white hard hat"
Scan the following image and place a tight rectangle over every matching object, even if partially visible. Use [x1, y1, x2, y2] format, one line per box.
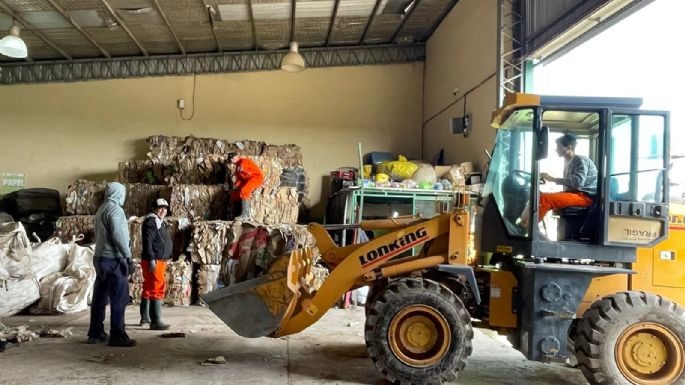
[156, 198, 169, 208]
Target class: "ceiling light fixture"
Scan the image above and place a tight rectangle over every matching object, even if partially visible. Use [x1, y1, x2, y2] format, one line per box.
[0, 22, 28, 59]
[280, 41, 305, 73]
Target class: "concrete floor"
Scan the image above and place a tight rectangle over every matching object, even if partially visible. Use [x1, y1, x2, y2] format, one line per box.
[0, 306, 588, 385]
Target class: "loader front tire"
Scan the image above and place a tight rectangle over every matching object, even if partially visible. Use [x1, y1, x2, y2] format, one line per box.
[365, 278, 473, 385]
[575, 291, 685, 385]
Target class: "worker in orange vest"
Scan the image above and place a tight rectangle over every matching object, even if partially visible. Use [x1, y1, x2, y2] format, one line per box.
[231, 155, 265, 221]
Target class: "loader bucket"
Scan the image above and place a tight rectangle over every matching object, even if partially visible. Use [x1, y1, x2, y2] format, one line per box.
[202, 247, 317, 338]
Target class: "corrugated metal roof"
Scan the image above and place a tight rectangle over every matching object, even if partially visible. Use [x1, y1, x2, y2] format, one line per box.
[0, 0, 457, 62]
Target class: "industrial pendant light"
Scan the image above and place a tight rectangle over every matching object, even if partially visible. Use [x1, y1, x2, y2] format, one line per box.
[280, 41, 305, 73]
[0, 22, 28, 59]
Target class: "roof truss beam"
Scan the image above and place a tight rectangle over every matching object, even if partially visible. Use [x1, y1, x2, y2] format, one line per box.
[0, 44, 425, 84]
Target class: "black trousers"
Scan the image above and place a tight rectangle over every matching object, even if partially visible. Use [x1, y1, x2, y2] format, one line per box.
[88, 257, 129, 339]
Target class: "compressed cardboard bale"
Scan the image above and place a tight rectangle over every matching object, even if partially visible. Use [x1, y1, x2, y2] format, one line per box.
[183, 136, 230, 159]
[250, 187, 299, 224]
[190, 220, 243, 265]
[165, 258, 192, 307]
[65, 180, 106, 215]
[169, 185, 229, 220]
[66, 181, 173, 217]
[262, 144, 303, 168]
[118, 160, 165, 184]
[230, 139, 265, 157]
[128, 258, 144, 304]
[148, 135, 184, 164]
[54, 215, 95, 244]
[195, 263, 221, 298]
[163, 156, 228, 186]
[124, 184, 172, 217]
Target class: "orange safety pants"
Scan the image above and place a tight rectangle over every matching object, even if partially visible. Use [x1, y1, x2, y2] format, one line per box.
[141, 259, 167, 300]
[539, 192, 593, 220]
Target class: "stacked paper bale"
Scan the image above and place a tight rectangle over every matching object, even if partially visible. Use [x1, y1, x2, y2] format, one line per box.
[65, 180, 106, 215]
[165, 258, 192, 306]
[54, 215, 95, 244]
[190, 220, 240, 299]
[128, 259, 144, 304]
[57, 134, 312, 306]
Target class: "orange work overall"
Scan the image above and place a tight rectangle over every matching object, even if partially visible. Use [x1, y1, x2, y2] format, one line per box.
[232, 158, 265, 200]
[538, 192, 593, 220]
[141, 260, 167, 300]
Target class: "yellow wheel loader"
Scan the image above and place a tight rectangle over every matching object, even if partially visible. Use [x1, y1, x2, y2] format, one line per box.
[203, 93, 685, 385]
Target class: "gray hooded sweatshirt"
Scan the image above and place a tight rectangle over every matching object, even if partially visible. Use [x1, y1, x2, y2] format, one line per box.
[94, 182, 132, 260]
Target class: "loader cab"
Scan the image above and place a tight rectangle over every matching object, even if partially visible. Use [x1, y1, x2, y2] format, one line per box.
[477, 94, 670, 263]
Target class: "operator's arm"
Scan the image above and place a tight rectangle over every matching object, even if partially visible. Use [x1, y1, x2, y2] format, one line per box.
[557, 157, 588, 190]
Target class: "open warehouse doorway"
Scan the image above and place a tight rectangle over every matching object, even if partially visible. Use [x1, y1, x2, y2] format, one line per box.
[529, 0, 685, 205]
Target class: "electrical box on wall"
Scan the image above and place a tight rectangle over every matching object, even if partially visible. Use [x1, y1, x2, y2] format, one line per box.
[450, 115, 472, 137]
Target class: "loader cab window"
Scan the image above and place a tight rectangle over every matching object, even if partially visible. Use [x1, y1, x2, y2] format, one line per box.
[610, 114, 667, 203]
[483, 108, 535, 237]
[605, 113, 669, 246]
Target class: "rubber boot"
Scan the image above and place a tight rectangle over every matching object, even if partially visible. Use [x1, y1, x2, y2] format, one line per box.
[108, 331, 136, 347]
[234, 199, 251, 221]
[150, 299, 170, 330]
[139, 298, 151, 326]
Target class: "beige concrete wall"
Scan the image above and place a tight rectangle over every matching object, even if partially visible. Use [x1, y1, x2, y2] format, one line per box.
[0, 63, 424, 219]
[423, 0, 498, 172]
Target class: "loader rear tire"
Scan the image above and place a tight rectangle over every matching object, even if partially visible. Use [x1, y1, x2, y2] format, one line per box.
[365, 278, 473, 385]
[575, 291, 685, 385]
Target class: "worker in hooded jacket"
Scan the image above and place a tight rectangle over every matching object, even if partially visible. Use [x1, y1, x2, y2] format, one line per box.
[139, 198, 173, 330]
[88, 182, 136, 347]
[231, 155, 265, 221]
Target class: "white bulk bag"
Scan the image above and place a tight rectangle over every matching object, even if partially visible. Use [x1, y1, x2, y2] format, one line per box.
[0, 273, 40, 317]
[30, 237, 70, 281]
[0, 222, 32, 278]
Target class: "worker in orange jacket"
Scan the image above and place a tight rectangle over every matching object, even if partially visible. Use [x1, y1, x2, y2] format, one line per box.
[231, 155, 265, 221]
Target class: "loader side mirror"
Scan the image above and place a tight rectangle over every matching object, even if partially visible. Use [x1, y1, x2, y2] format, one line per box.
[535, 125, 549, 160]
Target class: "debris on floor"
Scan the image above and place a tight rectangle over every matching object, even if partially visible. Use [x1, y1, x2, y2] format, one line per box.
[37, 326, 73, 338]
[201, 355, 226, 365]
[0, 323, 73, 352]
[159, 332, 186, 338]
